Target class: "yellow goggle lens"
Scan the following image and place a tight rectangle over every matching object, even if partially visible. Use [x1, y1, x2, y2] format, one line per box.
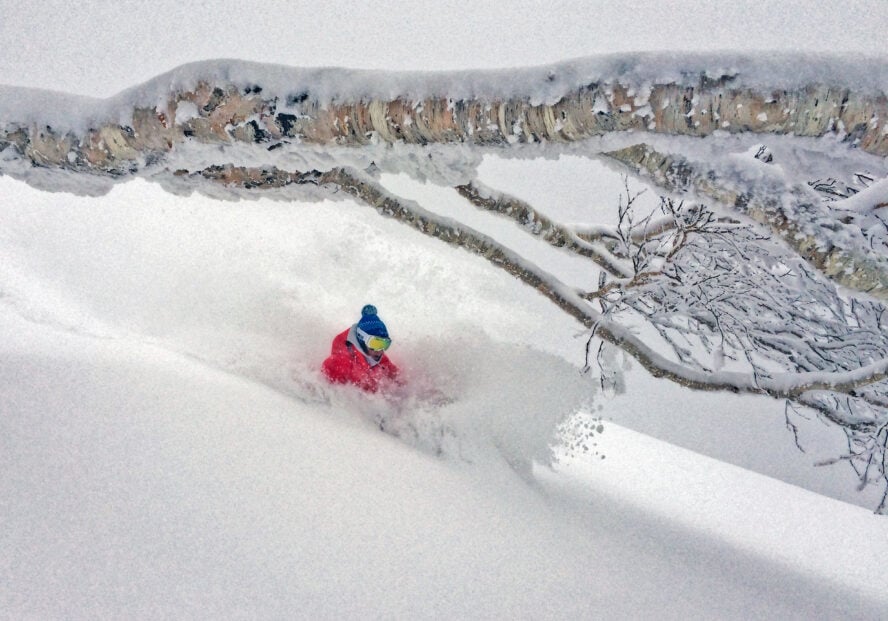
[365, 335, 391, 351]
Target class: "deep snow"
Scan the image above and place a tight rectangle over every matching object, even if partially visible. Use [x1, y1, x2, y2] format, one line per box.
[2, 0, 887, 612]
[2, 171, 888, 618]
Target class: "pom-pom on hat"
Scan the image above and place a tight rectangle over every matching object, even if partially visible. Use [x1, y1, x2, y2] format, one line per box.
[356, 304, 389, 338]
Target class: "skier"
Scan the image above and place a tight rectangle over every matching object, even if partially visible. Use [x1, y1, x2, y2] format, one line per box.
[321, 304, 400, 393]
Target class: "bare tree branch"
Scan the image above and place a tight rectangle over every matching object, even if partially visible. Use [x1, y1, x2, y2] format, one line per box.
[173, 161, 888, 512]
[455, 180, 632, 278]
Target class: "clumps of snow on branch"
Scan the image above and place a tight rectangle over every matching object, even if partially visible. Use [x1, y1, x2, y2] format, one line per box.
[582, 183, 888, 511]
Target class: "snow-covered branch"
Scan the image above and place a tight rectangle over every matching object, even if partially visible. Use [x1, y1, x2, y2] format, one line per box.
[455, 180, 633, 278]
[184, 162, 888, 400]
[829, 176, 888, 213]
[102, 160, 888, 511]
[604, 143, 888, 302]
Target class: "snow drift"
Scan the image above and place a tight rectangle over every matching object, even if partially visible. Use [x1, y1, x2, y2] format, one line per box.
[3, 176, 887, 618]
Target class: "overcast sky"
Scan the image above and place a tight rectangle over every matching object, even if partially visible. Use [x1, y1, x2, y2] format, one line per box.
[1, 0, 886, 96]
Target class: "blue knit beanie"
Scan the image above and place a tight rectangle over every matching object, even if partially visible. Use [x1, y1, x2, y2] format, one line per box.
[356, 304, 389, 338]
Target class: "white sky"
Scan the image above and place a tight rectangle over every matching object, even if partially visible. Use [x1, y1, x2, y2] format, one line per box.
[1, 0, 886, 97]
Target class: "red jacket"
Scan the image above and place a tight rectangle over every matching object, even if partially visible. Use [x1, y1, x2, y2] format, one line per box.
[321, 329, 400, 393]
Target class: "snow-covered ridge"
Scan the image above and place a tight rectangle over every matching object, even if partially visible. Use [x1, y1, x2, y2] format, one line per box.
[4, 175, 887, 618]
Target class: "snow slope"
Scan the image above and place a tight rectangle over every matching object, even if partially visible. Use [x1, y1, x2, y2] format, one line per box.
[2, 174, 887, 618]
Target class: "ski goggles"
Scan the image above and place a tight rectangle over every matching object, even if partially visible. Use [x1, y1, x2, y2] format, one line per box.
[357, 327, 391, 352]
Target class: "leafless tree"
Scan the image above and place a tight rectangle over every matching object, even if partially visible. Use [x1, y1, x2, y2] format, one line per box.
[608, 195, 888, 513]
[3, 62, 888, 510]
[456, 174, 888, 513]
